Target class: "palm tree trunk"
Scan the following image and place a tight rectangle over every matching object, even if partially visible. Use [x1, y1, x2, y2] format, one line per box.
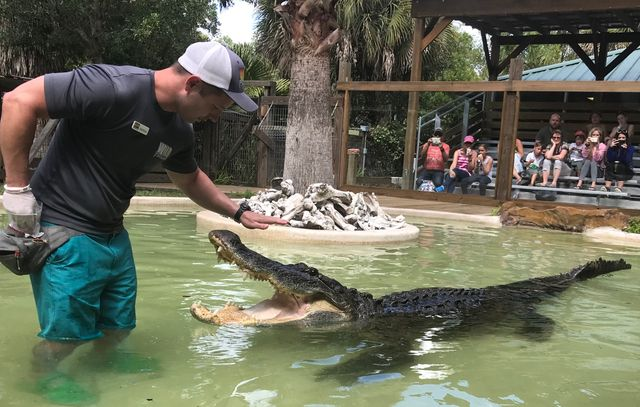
[283, 53, 334, 192]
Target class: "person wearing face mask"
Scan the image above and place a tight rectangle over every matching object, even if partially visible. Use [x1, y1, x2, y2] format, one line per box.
[602, 129, 636, 193]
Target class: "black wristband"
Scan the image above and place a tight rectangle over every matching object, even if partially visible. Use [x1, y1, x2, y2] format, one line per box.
[233, 201, 252, 223]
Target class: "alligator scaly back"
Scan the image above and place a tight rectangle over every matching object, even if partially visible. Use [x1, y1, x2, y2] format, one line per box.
[193, 230, 631, 326]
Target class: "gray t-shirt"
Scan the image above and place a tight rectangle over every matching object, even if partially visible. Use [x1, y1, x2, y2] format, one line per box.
[32, 64, 197, 234]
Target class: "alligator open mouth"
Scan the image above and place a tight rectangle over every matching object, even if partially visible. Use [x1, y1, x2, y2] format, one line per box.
[190, 230, 351, 326]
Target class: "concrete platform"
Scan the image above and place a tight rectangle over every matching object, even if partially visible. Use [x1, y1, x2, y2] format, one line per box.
[195, 211, 421, 244]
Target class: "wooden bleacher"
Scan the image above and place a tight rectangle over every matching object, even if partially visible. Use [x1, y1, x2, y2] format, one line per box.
[461, 139, 640, 208]
[483, 101, 640, 145]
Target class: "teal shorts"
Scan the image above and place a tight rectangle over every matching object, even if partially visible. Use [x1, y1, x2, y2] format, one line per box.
[30, 228, 137, 341]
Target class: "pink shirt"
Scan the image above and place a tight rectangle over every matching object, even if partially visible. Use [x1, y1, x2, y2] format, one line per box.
[456, 150, 471, 174]
[581, 142, 607, 165]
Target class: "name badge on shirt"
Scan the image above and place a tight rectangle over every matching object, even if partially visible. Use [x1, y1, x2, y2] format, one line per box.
[132, 121, 150, 136]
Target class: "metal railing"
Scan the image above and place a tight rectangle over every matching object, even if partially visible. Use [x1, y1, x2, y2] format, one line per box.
[413, 92, 485, 186]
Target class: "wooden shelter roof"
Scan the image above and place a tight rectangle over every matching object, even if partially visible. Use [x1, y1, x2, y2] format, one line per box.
[411, 0, 640, 81]
[412, 1, 640, 37]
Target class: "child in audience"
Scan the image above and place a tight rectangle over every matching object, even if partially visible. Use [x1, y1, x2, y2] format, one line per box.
[575, 128, 607, 190]
[461, 144, 493, 196]
[524, 142, 545, 186]
[568, 130, 586, 176]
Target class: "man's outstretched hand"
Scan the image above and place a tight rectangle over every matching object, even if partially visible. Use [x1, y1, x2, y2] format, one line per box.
[240, 211, 289, 230]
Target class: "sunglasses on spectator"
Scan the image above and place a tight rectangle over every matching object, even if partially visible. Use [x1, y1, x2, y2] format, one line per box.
[552, 136, 561, 139]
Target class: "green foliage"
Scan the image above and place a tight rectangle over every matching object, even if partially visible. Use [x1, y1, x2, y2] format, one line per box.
[366, 121, 406, 176]
[221, 37, 291, 97]
[226, 190, 257, 199]
[624, 217, 640, 234]
[0, 0, 220, 75]
[213, 169, 234, 185]
[135, 188, 186, 197]
[431, 29, 484, 81]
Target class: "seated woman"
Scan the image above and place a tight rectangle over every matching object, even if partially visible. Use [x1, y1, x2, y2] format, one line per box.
[602, 129, 636, 193]
[461, 144, 493, 196]
[443, 135, 477, 193]
[575, 128, 607, 190]
[540, 129, 571, 187]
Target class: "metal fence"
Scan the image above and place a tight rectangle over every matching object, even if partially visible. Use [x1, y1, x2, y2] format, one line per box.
[255, 103, 288, 182]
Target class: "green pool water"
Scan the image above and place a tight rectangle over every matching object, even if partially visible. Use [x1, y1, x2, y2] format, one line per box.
[0, 211, 639, 406]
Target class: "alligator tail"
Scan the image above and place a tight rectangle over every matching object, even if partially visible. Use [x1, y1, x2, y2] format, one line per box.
[570, 258, 631, 281]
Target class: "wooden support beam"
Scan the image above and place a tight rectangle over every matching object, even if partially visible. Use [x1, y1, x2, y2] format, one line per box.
[594, 39, 609, 80]
[568, 42, 597, 73]
[496, 43, 528, 75]
[337, 61, 352, 188]
[402, 17, 425, 190]
[336, 80, 640, 93]
[420, 17, 452, 50]
[411, 0, 640, 18]
[499, 31, 640, 45]
[520, 16, 549, 35]
[614, 12, 638, 32]
[489, 36, 501, 80]
[604, 41, 640, 76]
[494, 58, 523, 202]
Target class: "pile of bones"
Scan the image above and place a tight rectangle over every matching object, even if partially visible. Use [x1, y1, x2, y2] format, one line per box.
[243, 180, 407, 231]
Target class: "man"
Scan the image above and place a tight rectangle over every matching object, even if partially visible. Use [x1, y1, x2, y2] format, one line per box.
[0, 40, 288, 403]
[416, 127, 450, 189]
[535, 112, 562, 147]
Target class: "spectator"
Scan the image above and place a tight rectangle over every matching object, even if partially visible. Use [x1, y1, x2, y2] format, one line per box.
[602, 129, 636, 193]
[524, 142, 545, 186]
[444, 135, 477, 193]
[586, 112, 606, 137]
[568, 130, 586, 176]
[540, 129, 571, 187]
[461, 144, 493, 195]
[575, 128, 607, 190]
[416, 127, 450, 189]
[608, 112, 635, 142]
[535, 112, 562, 147]
[513, 138, 526, 184]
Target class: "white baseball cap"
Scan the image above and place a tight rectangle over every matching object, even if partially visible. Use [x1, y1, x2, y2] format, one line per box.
[178, 41, 258, 112]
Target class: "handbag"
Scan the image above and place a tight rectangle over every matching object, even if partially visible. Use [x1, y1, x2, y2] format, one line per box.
[0, 225, 80, 276]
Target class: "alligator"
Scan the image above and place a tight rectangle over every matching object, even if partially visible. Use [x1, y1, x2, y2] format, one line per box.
[190, 230, 631, 327]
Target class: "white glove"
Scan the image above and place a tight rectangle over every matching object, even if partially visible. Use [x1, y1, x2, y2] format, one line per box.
[2, 185, 42, 235]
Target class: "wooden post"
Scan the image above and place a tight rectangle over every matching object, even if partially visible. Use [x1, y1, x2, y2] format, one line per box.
[337, 60, 352, 188]
[346, 148, 359, 185]
[401, 18, 425, 190]
[494, 58, 523, 202]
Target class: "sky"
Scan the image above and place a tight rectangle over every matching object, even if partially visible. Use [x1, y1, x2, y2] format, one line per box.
[218, 4, 481, 45]
[218, 3, 257, 44]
